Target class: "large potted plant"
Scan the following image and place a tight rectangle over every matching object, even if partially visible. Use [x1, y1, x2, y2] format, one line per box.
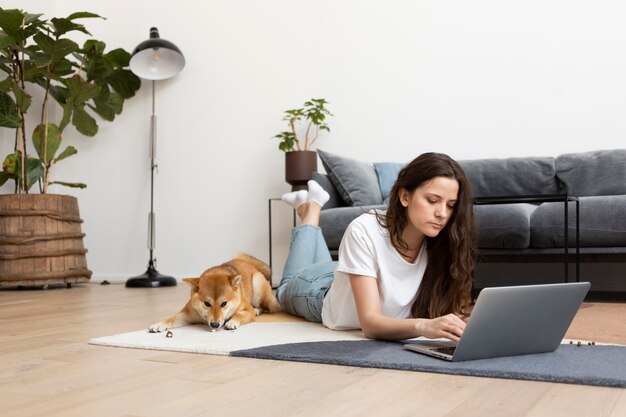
[273, 98, 332, 191]
[0, 8, 140, 288]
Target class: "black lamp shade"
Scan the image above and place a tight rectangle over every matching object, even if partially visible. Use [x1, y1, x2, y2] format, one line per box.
[130, 27, 185, 80]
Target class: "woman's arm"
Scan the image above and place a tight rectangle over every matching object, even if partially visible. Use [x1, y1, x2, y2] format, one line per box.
[349, 274, 466, 341]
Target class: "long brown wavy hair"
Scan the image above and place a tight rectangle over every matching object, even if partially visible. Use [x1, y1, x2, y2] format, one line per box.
[376, 152, 477, 319]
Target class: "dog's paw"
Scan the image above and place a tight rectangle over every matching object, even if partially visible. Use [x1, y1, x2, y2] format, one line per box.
[224, 319, 240, 330]
[148, 322, 170, 333]
[253, 308, 261, 316]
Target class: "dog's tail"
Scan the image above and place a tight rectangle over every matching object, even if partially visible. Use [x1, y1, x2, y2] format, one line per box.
[235, 253, 271, 281]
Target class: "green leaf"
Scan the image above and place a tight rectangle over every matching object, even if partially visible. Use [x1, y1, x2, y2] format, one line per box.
[105, 69, 140, 98]
[8, 79, 32, 113]
[105, 48, 130, 68]
[279, 141, 294, 152]
[50, 17, 91, 37]
[0, 91, 20, 128]
[59, 98, 73, 132]
[24, 13, 44, 25]
[25, 157, 43, 190]
[0, 78, 11, 93]
[0, 32, 15, 50]
[33, 32, 54, 53]
[32, 123, 62, 162]
[49, 85, 70, 105]
[72, 105, 98, 136]
[54, 145, 77, 162]
[274, 131, 296, 152]
[107, 92, 123, 114]
[0, 9, 26, 37]
[34, 33, 78, 64]
[52, 39, 78, 63]
[65, 74, 101, 103]
[89, 98, 115, 121]
[86, 55, 114, 80]
[284, 109, 304, 118]
[6, 12, 45, 46]
[0, 63, 13, 78]
[66, 12, 103, 21]
[2, 153, 18, 175]
[21, 60, 45, 83]
[83, 39, 106, 56]
[49, 58, 73, 76]
[71, 50, 87, 67]
[0, 171, 11, 186]
[3, 153, 42, 191]
[50, 180, 86, 189]
[29, 52, 53, 67]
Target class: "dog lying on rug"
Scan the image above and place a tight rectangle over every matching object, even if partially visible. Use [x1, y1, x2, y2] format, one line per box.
[149, 254, 281, 332]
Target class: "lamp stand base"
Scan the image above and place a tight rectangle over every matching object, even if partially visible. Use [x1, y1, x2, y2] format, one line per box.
[125, 264, 177, 288]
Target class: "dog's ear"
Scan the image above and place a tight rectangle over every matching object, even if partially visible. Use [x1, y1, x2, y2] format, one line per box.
[230, 274, 242, 289]
[182, 278, 200, 292]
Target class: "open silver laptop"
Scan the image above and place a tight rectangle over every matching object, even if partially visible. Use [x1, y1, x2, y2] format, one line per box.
[404, 282, 590, 362]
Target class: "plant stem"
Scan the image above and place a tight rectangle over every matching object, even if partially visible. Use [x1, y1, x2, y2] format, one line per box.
[12, 48, 27, 193]
[12, 123, 18, 193]
[19, 18, 28, 193]
[289, 117, 301, 151]
[304, 122, 312, 151]
[41, 77, 51, 194]
[308, 126, 320, 149]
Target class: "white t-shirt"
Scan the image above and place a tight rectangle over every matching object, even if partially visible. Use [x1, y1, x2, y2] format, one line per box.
[321, 211, 428, 330]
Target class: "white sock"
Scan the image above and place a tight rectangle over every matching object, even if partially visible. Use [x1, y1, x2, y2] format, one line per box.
[281, 190, 308, 209]
[307, 180, 330, 208]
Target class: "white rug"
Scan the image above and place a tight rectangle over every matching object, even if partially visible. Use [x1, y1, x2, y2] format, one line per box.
[89, 322, 367, 355]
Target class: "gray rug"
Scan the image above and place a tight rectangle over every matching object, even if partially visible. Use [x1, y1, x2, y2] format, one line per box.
[231, 340, 626, 388]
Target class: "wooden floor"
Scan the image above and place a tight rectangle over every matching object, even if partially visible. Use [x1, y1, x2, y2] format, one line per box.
[1, 283, 625, 417]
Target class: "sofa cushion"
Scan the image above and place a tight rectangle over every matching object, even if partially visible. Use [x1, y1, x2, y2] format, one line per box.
[474, 204, 537, 249]
[373, 162, 406, 204]
[556, 149, 626, 196]
[531, 195, 626, 247]
[318, 150, 383, 206]
[319, 205, 386, 249]
[311, 172, 346, 209]
[459, 157, 562, 198]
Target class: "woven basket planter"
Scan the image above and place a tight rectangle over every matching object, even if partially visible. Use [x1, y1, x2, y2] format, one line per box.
[0, 194, 92, 288]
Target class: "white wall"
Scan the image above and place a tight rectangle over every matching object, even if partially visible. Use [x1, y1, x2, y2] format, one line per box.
[2, 1, 625, 282]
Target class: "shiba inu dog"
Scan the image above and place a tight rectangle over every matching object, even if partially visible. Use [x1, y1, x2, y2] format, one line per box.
[148, 254, 281, 332]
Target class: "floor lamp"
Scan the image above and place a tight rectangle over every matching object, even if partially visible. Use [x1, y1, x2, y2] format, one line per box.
[126, 27, 185, 288]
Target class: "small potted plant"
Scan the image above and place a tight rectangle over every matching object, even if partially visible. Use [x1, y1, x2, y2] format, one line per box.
[272, 98, 332, 191]
[0, 8, 140, 288]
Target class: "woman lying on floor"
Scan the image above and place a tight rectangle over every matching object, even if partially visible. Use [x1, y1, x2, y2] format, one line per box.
[277, 152, 477, 341]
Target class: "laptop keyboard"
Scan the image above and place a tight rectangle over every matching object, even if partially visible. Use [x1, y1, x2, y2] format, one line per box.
[432, 346, 457, 356]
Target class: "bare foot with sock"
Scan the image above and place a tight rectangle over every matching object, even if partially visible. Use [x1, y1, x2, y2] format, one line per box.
[306, 180, 330, 208]
[280, 180, 330, 225]
[281, 189, 308, 209]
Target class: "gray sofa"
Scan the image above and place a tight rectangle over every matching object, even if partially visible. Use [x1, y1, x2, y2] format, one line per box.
[314, 149, 626, 292]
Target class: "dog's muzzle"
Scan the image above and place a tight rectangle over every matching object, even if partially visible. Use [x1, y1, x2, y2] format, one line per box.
[209, 321, 221, 329]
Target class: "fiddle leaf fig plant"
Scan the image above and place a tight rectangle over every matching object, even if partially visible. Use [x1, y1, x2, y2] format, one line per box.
[273, 98, 333, 152]
[0, 7, 141, 193]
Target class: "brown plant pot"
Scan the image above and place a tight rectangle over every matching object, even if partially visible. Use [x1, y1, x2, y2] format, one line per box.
[285, 150, 318, 191]
[0, 194, 92, 288]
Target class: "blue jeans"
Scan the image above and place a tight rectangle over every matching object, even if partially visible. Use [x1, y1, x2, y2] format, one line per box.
[276, 225, 336, 323]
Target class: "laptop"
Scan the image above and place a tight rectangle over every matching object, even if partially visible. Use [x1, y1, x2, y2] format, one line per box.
[403, 282, 590, 362]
